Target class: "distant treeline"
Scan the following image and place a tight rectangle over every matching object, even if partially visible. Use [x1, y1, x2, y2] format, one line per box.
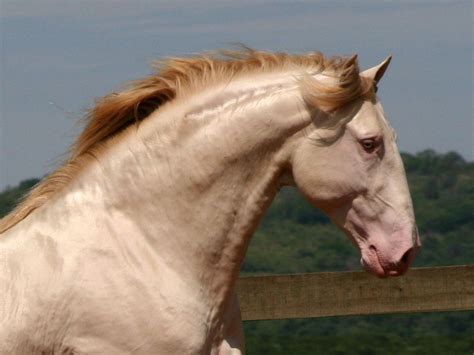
[1, 150, 473, 354]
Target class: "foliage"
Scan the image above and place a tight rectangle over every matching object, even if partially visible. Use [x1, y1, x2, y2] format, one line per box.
[0, 178, 40, 217]
[1, 151, 472, 354]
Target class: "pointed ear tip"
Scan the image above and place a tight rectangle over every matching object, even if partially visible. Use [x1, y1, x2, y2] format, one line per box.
[347, 53, 358, 62]
[345, 53, 359, 67]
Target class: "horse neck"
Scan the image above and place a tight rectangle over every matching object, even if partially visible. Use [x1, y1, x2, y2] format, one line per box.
[32, 71, 312, 309]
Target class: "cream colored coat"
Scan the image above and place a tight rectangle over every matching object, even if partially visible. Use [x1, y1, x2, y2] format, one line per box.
[0, 55, 419, 354]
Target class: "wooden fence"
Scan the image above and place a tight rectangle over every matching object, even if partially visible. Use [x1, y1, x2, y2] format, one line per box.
[236, 265, 474, 321]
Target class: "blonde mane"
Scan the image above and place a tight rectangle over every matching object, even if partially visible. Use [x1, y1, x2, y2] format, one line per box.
[0, 48, 374, 233]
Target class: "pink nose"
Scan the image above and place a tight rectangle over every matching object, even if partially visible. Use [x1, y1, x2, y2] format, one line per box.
[386, 246, 416, 276]
[387, 226, 421, 276]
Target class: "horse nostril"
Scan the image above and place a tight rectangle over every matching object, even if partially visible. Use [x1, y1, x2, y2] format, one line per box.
[400, 247, 413, 266]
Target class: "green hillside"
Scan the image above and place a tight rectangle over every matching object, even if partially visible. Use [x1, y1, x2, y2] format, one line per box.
[1, 150, 473, 354]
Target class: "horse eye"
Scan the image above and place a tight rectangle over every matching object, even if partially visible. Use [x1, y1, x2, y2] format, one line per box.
[361, 139, 376, 152]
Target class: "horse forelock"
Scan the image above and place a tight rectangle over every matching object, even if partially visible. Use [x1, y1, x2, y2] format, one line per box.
[0, 48, 374, 233]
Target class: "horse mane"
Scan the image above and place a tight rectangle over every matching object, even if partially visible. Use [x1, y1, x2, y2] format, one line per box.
[0, 48, 374, 233]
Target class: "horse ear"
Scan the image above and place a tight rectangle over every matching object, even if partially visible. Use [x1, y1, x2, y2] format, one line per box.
[361, 56, 392, 83]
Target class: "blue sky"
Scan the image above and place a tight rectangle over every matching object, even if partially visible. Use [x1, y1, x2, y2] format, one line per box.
[0, 0, 472, 189]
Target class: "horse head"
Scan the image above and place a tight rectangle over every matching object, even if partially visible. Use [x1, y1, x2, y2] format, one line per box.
[291, 57, 421, 277]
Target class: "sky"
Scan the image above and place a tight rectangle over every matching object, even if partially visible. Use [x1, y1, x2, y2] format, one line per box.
[0, 0, 472, 190]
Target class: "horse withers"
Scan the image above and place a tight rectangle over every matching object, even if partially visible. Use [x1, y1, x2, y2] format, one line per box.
[0, 49, 420, 354]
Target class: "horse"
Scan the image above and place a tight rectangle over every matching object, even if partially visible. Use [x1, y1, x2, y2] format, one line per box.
[0, 49, 420, 354]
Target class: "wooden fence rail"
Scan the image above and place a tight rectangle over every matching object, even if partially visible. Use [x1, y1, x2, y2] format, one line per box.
[236, 265, 474, 321]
